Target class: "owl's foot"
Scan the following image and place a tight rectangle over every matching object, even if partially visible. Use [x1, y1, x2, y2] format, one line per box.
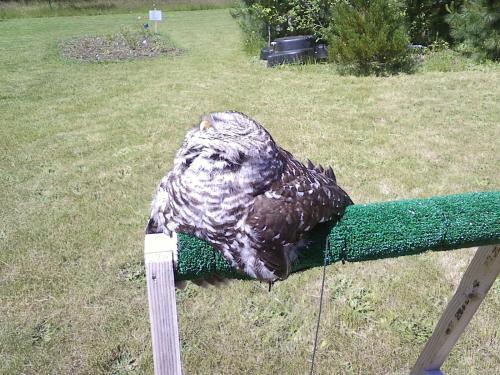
[268, 281, 274, 292]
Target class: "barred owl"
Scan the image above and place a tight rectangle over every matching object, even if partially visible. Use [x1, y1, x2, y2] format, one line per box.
[147, 111, 352, 283]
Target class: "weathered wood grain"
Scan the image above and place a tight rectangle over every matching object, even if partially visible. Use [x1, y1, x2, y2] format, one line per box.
[411, 244, 500, 375]
[145, 233, 182, 375]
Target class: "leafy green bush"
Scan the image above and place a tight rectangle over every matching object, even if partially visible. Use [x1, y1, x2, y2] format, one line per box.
[327, 0, 415, 75]
[231, 0, 336, 44]
[447, 0, 500, 61]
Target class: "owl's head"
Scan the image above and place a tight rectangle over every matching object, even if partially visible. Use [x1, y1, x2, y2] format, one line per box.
[176, 111, 277, 169]
[197, 111, 270, 140]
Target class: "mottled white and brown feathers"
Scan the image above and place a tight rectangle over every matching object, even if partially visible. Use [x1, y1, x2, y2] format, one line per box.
[147, 111, 352, 282]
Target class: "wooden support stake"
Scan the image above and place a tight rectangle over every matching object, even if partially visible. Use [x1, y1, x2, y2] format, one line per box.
[410, 244, 500, 375]
[145, 233, 182, 375]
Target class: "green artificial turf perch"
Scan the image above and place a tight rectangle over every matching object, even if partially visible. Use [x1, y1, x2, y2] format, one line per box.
[174, 192, 500, 281]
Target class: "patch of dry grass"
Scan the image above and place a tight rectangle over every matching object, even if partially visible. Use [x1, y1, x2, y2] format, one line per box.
[0, 9, 499, 375]
[0, 0, 236, 19]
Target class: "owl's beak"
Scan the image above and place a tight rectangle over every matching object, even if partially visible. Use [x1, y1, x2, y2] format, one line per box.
[199, 120, 212, 131]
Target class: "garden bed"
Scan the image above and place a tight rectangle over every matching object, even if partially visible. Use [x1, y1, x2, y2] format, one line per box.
[61, 27, 181, 62]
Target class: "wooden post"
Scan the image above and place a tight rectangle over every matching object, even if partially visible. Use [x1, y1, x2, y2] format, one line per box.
[144, 233, 182, 375]
[410, 244, 500, 375]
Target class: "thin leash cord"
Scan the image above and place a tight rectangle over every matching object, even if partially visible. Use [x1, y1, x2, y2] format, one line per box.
[309, 238, 329, 375]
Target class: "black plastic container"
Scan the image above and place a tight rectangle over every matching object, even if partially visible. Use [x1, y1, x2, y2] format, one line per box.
[261, 35, 328, 67]
[314, 44, 328, 60]
[272, 35, 315, 52]
[260, 47, 272, 60]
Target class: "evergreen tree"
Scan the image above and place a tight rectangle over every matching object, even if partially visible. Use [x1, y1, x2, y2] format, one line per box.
[328, 0, 414, 75]
[447, 0, 500, 60]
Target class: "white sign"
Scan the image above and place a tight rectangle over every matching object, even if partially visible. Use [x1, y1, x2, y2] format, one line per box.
[149, 10, 162, 21]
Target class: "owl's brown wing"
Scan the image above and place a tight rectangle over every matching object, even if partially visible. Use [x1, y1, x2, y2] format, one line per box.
[246, 151, 352, 279]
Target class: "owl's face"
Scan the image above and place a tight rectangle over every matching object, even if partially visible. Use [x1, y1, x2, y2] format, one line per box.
[177, 111, 276, 168]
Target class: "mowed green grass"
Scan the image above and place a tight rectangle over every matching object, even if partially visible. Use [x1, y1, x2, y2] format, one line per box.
[0, 0, 236, 19]
[0, 9, 499, 375]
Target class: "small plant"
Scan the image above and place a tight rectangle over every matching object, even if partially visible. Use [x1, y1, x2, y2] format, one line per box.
[100, 345, 137, 375]
[347, 288, 375, 317]
[389, 315, 434, 344]
[428, 39, 450, 52]
[117, 261, 145, 282]
[327, 0, 415, 76]
[31, 319, 57, 346]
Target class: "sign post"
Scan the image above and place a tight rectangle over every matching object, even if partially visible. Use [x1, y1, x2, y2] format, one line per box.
[149, 7, 162, 34]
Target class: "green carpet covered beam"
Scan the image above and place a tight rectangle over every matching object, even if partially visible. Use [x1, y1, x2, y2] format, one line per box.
[174, 192, 500, 281]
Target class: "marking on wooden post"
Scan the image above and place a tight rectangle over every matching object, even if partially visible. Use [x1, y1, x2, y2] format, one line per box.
[145, 233, 182, 375]
[410, 244, 500, 375]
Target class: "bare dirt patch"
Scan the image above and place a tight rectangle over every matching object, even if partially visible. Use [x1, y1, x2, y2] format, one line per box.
[61, 27, 181, 62]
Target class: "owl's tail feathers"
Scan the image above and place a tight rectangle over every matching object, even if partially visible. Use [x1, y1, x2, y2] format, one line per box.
[325, 166, 336, 182]
[306, 159, 337, 182]
[319, 164, 337, 182]
[338, 183, 354, 206]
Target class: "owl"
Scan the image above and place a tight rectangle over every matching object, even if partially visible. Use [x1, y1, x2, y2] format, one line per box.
[147, 111, 353, 284]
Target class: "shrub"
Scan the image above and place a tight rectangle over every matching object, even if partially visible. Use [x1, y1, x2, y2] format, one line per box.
[231, 0, 336, 45]
[447, 0, 500, 61]
[327, 0, 415, 75]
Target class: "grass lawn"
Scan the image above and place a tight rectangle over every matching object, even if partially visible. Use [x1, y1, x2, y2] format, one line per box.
[0, 1, 236, 19]
[1, 8, 499, 375]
